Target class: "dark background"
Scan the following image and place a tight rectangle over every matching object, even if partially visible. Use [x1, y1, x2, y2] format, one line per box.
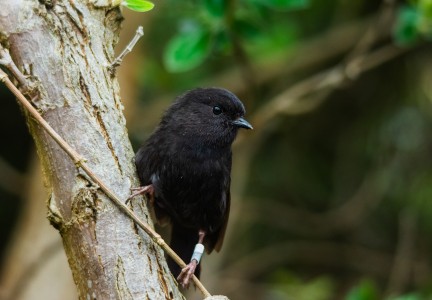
[2, 0, 432, 299]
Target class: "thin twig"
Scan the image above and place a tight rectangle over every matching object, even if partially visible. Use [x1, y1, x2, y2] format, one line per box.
[109, 26, 144, 73]
[0, 53, 211, 298]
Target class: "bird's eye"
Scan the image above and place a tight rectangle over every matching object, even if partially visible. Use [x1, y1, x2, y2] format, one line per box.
[213, 105, 223, 115]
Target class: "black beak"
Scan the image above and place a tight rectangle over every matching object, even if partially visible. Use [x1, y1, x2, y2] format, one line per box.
[232, 117, 253, 130]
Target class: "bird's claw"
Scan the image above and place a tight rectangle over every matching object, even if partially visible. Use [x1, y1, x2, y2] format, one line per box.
[125, 185, 154, 204]
[177, 260, 198, 288]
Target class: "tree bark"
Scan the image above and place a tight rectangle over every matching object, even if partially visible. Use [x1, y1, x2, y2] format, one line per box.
[0, 0, 182, 299]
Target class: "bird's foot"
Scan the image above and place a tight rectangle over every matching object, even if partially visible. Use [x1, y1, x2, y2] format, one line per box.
[177, 260, 198, 289]
[125, 184, 154, 204]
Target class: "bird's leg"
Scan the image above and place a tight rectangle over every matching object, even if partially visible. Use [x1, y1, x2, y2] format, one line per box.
[125, 184, 154, 205]
[177, 229, 206, 288]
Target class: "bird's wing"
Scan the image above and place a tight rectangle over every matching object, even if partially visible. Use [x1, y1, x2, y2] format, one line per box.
[212, 152, 232, 253]
[213, 187, 230, 253]
[135, 144, 155, 185]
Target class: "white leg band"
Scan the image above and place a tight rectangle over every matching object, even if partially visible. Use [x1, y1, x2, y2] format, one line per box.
[190, 243, 205, 264]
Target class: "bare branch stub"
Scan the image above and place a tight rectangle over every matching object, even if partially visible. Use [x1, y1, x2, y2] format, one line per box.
[109, 26, 144, 74]
[0, 45, 39, 98]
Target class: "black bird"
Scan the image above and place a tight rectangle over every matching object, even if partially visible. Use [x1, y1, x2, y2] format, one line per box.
[131, 87, 252, 287]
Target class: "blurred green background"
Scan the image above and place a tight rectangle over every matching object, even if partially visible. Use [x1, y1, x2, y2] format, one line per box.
[2, 0, 432, 299]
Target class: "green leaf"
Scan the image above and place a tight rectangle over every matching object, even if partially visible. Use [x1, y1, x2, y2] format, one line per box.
[419, 0, 432, 19]
[345, 280, 378, 300]
[234, 19, 260, 40]
[163, 28, 212, 72]
[417, 0, 432, 38]
[249, 0, 310, 11]
[122, 0, 154, 12]
[393, 6, 421, 45]
[204, 0, 227, 17]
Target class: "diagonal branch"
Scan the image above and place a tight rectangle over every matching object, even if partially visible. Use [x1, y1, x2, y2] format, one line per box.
[249, 44, 409, 133]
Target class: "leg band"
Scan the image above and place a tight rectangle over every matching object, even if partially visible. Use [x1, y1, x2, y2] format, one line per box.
[190, 243, 205, 264]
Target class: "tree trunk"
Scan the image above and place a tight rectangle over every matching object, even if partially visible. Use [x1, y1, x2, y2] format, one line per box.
[0, 1, 182, 299]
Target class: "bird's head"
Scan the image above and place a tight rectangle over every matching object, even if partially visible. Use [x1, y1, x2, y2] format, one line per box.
[161, 87, 252, 147]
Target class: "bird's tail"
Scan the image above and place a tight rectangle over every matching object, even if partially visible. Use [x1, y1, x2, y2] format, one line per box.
[167, 224, 201, 279]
